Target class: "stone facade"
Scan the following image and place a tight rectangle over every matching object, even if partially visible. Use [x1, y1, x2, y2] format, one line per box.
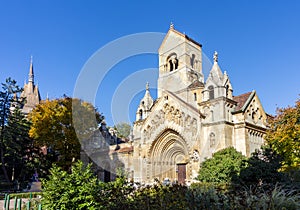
[85, 25, 268, 184]
[130, 25, 268, 184]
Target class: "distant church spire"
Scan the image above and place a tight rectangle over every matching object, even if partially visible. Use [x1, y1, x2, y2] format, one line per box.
[28, 55, 34, 84]
[21, 56, 41, 115]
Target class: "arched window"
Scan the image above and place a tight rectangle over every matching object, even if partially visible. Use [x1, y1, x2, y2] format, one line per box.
[167, 53, 178, 72]
[139, 109, 143, 120]
[225, 85, 229, 98]
[209, 133, 216, 147]
[190, 54, 195, 68]
[208, 85, 214, 100]
[194, 92, 197, 101]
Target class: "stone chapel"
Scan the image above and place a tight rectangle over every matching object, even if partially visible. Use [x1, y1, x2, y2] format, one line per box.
[129, 25, 268, 184]
[83, 25, 269, 184]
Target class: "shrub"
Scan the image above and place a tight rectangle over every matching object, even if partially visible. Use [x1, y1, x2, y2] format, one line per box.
[197, 147, 246, 184]
[41, 161, 100, 210]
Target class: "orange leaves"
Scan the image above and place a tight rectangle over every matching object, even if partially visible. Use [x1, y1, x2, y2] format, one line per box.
[266, 99, 300, 171]
[28, 96, 103, 170]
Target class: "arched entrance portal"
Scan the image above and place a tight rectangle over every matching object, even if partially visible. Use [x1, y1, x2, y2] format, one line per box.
[148, 129, 189, 184]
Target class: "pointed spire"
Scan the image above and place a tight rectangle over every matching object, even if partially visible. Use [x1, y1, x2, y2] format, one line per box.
[141, 82, 154, 110]
[28, 55, 34, 84]
[206, 51, 223, 85]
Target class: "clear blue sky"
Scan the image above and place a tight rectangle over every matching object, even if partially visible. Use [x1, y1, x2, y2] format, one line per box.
[0, 0, 299, 126]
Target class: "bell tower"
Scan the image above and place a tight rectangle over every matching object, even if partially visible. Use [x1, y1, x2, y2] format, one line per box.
[157, 24, 204, 98]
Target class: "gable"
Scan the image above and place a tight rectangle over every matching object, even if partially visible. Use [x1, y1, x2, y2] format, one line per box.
[158, 28, 201, 55]
[158, 29, 185, 54]
[233, 91, 267, 127]
[233, 91, 253, 112]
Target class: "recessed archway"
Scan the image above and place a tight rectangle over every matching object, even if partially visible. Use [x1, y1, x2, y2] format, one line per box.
[148, 129, 189, 184]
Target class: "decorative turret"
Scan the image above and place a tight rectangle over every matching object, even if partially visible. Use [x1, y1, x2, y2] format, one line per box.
[203, 51, 233, 100]
[136, 82, 154, 121]
[208, 51, 223, 84]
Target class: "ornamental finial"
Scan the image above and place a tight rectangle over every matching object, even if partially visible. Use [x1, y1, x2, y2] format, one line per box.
[170, 22, 174, 29]
[146, 82, 149, 91]
[213, 51, 218, 63]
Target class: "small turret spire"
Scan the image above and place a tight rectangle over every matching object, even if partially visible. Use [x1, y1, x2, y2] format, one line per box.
[146, 82, 149, 91]
[213, 51, 218, 63]
[28, 55, 34, 84]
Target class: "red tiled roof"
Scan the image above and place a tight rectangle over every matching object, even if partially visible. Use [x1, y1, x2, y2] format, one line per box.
[115, 146, 134, 154]
[233, 92, 252, 111]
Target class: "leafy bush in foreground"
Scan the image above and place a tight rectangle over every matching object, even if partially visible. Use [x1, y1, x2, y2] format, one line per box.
[42, 161, 100, 210]
[197, 147, 246, 184]
[41, 160, 300, 209]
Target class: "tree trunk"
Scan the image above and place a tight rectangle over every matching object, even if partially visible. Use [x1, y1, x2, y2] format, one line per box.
[0, 94, 10, 182]
[0, 146, 10, 181]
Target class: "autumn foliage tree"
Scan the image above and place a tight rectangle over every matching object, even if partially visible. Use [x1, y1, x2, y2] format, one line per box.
[29, 96, 103, 173]
[266, 99, 300, 171]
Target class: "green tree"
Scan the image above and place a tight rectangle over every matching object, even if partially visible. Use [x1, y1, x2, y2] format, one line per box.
[29, 96, 103, 173]
[234, 146, 287, 187]
[42, 161, 100, 210]
[197, 147, 246, 184]
[266, 99, 300, 171]
[114, 122, 131, 138]
[3, 107, 39, 188]
[0, 78, 37, 185]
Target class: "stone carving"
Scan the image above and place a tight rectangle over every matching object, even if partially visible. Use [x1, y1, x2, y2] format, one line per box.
[142, 103, 198, 142]
[191, 150, 200, 162]
[191, 118, 197, 136]
[187, 70, 198, 82]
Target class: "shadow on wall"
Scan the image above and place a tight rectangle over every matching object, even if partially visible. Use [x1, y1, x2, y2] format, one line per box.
[81, 122, 126, 182]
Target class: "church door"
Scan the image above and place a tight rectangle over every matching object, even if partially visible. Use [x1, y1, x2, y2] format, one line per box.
[104, 170, 110, 182]
[177, 164, 186, 184]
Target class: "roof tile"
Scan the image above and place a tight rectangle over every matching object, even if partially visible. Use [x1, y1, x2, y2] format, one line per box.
[233, 92, 252, 111]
